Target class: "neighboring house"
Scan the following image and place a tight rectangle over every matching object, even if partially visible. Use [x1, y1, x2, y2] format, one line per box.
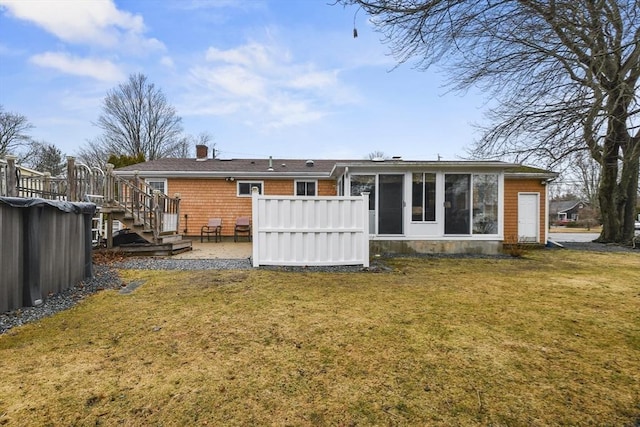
[113, 145, 557, 254]
[549, 200, 588, 224]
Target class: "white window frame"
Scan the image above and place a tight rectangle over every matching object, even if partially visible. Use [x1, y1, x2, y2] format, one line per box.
[237, 180, 263, 197]
[294, 180, 317, 196]
[145, 178, 167, 195]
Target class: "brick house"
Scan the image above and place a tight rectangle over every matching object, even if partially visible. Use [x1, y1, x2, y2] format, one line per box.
[114, 146, 556, 254]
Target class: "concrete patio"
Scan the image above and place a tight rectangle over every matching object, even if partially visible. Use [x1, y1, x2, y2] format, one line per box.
[170, 239, 252, 259]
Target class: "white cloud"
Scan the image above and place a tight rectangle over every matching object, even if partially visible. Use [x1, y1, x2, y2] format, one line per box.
[185, 40, 357, 129]
[0, 0, 163, 52]
[288, 70, 339, 90]
[0, 42, 15, 55]
[265, 97, 327, 129]
[160, 55, 175, 68]
[29, 52, 124, 82]
[206, 43, 283, 69]
[192, 64, 267, 99]
[170, 0, 265, 12]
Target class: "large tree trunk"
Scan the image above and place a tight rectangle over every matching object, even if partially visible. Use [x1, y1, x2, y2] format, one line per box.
[619, 150, 639, 243]
[597, 137, 639, 244]
[597, 150, 622, 243]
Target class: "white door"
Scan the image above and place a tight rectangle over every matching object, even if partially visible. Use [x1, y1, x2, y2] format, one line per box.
[518, 193, 539, 242]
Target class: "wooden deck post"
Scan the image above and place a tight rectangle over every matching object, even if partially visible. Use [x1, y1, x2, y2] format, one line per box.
[43, 172, 51, 198]
[153, 190, 161, 243]
[66, 156, 76, 201]
[133, 170, 141, 223]
[174, 192, 181, 235]
[105, 163, 114, 204]
[5, 155, 17, 197]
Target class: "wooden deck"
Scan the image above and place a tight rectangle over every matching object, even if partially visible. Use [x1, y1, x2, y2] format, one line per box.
[97, 239, 193, 256]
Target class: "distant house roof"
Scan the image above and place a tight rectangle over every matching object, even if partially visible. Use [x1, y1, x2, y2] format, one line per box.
[550, 200, 588, 214]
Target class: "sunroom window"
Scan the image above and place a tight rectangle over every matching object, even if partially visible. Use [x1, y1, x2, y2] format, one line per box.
[445, 173, 499, 235]
[472, 174, 498, 234]
[412, 173, 436, 221]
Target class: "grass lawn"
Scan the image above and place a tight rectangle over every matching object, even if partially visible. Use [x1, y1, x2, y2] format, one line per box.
[0, 250, 639, 426]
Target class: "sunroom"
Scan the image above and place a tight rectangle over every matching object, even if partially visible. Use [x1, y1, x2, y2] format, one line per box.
[331, 160, 520, 255]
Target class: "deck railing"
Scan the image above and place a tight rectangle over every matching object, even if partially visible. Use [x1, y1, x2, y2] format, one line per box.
[104, 164, 180, 241]
[1, 157, 180, 244]
[0, 156, 105, 201]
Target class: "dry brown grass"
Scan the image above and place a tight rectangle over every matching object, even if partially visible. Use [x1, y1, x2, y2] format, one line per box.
[1, 250, 639, 426]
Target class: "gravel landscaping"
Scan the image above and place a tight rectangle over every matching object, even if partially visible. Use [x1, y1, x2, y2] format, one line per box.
[555, 241, 639, 252]
[0, 265, 122, 334]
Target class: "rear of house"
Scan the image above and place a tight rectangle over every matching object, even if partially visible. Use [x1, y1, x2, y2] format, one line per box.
[114, 146, 340, 238]
[114, 147, 556, 255]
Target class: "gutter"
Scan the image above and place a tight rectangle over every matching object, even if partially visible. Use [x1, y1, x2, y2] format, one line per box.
[111, 170, 334, 179]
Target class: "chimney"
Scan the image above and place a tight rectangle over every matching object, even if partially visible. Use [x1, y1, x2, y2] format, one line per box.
[196, 144, 208, 161]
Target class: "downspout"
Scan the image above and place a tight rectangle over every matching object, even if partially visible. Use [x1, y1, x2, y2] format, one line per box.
[344, 167, 349, 195]
[543, 179, 553, 244]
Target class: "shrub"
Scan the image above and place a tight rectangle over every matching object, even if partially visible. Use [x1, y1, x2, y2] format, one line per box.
[503, 234, 528, 257]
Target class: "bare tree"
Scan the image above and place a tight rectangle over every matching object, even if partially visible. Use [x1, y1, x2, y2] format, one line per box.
[23, 140, 65, 176]
[89, 73, 184, 164]
[0, 105, 34, 157]
[76, 138, 113, 170]
[338, 0, 640, 244]
[568, 153, 601, 208]
[177, 132, 216, 158]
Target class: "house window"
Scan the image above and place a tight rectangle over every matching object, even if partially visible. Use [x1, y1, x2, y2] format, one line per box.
[444, 174, 499, 235]
[350, 175, 376, 210]
[472, 174, 498, 234]
[295, 180, 316, 196]
[145, 178, 167, 194]
[350, 175, 376, 234]
[237, 181, 263, 197]
[445, 174, 471, 234]
[412, 173, 436, 221]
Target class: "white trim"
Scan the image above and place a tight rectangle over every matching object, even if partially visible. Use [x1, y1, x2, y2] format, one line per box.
[543, 186, 550, 243]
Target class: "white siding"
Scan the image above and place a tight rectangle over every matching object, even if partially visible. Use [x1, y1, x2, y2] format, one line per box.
[252, 193, 369, 267]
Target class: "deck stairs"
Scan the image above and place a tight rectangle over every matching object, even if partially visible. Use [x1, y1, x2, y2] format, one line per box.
[98, 165, 192, 254]
[1, 157, 191, 255]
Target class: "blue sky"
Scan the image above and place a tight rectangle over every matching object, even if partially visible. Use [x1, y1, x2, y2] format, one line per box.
[0, 0, 488, 161]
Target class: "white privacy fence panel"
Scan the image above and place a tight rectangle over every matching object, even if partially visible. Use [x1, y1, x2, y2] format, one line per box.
[252, 193, 369, 267]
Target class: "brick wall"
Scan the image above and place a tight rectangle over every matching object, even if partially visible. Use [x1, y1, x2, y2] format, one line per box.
[168, 178, 337, 237]
[504, 178, 547, 243]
